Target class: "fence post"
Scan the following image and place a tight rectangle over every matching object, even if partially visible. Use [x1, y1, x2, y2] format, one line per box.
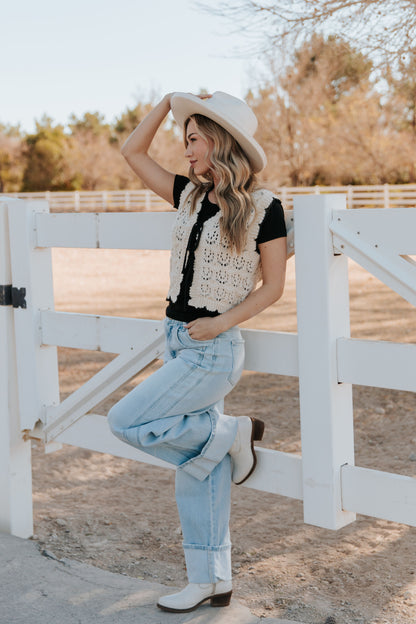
[347, 185, 353, 209]
[145, 190, 151, 211]
[383, 183, 389, 209]
[102, 191, 108, 212]
[294, 194, 356, 529]
[0, 201, 34, 537]
[7, 200, 60, 436]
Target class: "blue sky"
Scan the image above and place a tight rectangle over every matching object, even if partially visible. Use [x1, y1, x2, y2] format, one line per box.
[2, 0, 265, 132]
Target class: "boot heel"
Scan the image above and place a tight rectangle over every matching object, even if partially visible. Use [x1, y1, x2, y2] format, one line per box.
[210, 591, 232, 607]
[252, 418, 265, 441]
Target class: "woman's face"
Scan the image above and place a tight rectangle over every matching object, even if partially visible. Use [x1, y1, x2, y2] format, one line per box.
[185, 118, 213, 177]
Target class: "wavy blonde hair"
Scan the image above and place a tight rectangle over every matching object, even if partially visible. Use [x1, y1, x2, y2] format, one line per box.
[184, 114, 258, 254]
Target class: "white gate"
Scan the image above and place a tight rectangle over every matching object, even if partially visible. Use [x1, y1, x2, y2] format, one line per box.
[1, 195, 415, 539]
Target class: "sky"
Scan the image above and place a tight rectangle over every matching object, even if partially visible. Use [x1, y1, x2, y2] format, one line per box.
[2, 0, 265, 133]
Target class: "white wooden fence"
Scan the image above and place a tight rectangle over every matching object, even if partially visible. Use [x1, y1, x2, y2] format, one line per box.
[0, 189, 167, 212]
[3, 183, 416, 212]
[1, 195, 415, 540]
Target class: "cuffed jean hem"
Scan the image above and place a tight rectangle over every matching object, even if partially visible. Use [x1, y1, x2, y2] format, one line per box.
[179, 411, 238, 481]
[183, 543, 232, 583]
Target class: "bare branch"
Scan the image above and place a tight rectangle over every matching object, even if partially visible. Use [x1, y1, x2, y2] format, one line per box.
[198, 0, 416, 67]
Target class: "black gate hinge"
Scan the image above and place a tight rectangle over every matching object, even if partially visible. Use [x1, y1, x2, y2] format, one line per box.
[0, 284, 12, 306]
[0, 284, 27, 308]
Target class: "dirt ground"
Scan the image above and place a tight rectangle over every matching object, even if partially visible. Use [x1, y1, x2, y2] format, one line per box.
[31, 248, 416, 624]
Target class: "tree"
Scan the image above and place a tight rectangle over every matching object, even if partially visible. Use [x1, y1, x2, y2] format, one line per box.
[285, 34, 372, 104]
[204, 0, 416, 69]
[66, 111, 123, 190]
[68, 111, 111, 137]
[113, 101, 186, 189]
[113, 102, 154, 141]
[386, 51, 416, 137]
[0, 124, 24, 192]
[249, 35, 377, 186]
[329, 86, 413, 184]
[22, 116, 76, 191]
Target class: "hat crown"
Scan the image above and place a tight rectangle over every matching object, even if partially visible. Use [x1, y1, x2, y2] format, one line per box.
[203, 91, 258, 137]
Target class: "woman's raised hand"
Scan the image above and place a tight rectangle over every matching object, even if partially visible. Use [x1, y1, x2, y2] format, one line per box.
[162, 93, 175, 109]
[163, 92, 212, 109]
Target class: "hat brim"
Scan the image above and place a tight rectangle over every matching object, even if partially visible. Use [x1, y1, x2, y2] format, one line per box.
[171, 92, 267, 173]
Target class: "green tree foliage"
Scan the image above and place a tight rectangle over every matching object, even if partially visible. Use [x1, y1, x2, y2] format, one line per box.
[22, 116, 76, 191]
[68, 111, 111, 137]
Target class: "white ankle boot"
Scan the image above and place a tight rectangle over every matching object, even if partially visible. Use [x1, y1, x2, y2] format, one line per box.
[157, 580, 232, 612]
[229, 416, 265, 484]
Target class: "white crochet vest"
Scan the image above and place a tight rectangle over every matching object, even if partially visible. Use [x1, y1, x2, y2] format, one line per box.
[168, 181, 275, 314]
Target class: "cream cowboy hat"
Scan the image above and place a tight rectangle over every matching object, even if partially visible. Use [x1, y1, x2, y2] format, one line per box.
[170, 91, 267, 173]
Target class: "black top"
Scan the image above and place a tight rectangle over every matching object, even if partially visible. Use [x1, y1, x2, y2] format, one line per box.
[165, 175, 287, 322]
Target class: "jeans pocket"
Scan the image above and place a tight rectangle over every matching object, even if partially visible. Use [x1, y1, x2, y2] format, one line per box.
[177, 325, 209, 348]
[227, 339, 245, 387]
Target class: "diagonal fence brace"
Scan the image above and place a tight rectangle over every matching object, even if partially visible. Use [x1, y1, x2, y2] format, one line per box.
[43, 333, 165, 442]
[330, 220, 416, 308]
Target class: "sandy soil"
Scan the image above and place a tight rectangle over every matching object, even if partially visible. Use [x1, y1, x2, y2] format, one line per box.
[31, 248, 416, 624]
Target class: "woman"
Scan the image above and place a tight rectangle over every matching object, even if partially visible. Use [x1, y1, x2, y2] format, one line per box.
[108, 91, 287, 613]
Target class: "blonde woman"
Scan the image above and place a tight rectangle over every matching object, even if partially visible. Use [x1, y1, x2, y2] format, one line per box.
[108, 92, 287, 613]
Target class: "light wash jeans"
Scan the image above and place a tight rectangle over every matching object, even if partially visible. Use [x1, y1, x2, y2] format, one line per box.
[108, 317, 245, 583]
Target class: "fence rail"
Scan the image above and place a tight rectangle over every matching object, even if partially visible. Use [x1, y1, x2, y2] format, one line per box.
[3, 184, 416, 212]
[0, 189, 168, 212]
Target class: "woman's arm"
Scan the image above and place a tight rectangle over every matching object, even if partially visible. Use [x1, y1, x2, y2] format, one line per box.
[186, 236, 287, 340]
[121, 93, 176, 204]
